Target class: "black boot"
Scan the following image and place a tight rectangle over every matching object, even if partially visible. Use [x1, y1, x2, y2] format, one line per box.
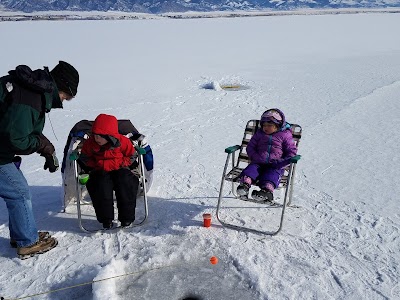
[236, 183, 250, 196]
[251, 189, 273, 202]
[102, 221, 113, 229]
[120, 221, 132, 228]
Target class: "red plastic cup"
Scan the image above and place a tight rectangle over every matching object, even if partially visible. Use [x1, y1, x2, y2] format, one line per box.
[203, 213, 212, 228]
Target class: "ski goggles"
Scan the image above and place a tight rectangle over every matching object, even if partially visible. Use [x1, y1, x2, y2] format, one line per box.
[264, 110, 282, 121]
[261, 110, 282, 124]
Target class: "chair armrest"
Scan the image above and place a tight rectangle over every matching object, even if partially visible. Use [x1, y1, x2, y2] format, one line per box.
[290, 154, 301, 163]
[225, 145, 240, 154]
[69, 151, 79, 161]
[135, 147, 146, 155]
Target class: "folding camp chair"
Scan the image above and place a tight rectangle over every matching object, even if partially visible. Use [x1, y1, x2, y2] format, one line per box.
[61, 119, 153, 233]
[216, 120, 302, 235]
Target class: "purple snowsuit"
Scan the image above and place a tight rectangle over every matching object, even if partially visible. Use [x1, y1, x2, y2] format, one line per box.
[241, 109, 297, 189]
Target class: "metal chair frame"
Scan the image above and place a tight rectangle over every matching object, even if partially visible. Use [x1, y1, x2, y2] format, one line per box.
[70, 146, 149, 233]
[216, 120, 302, 235]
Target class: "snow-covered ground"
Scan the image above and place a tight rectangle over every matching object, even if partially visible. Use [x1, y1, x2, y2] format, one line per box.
[0, 12, 400, 300]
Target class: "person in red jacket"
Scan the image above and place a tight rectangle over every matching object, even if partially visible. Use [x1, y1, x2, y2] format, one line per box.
[80, 113, 139, 229]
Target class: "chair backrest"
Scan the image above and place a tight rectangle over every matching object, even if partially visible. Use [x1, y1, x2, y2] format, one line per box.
[236, 120, 302, 186]
[61, 119, 141, 173]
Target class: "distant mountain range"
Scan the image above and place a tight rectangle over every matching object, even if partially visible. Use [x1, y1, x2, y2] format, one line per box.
[1, 0, 399, 14]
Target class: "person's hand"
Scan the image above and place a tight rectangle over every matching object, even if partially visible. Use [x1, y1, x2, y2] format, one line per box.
[37, 134, 55, 156]
[44, 152, 59, 173]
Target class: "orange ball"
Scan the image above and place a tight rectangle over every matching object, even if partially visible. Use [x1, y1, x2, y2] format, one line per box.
[210, 256, 218, 265]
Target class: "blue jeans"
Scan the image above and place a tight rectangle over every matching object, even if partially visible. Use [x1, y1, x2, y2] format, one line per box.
[0, 162, 38, 247]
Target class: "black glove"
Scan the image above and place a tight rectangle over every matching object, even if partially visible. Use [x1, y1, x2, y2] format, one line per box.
[43, 152, 59, 173]
[77, 158, 93, 173]
[36, 134, 55, 157]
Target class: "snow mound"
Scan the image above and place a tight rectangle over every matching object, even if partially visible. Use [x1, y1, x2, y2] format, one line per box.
[92, 259, 126, 300]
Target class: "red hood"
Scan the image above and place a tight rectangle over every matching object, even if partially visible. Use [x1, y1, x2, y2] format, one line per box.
[92, 114, 119, 137]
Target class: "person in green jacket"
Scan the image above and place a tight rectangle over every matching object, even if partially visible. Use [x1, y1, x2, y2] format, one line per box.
[0, 61, 79, 259]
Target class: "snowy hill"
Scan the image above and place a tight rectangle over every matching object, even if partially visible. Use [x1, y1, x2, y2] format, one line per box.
[0, 0, 400, 13]
[0, 12, 400, 300]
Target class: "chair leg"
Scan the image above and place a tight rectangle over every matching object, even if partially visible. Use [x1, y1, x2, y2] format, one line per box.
[274, 163, 295, 235]
[130, 154, 149, 227]
[74, 160, 93, 233]
[287, 164, 297, 207]
[230, 153, 239, 197]
[216, 153, 232, 224]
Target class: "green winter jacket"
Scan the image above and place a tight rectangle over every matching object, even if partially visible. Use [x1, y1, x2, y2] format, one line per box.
[0, 65, 62, 165]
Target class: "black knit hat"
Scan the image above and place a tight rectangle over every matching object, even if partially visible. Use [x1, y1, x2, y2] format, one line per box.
[50, 61, 79, 97]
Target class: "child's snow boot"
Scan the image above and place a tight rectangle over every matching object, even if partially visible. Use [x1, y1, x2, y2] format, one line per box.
[120, 221, 132, 228]
[251, 189, 274, 202]
[102, 221, 113, 229]
[236, 183, 250, 196]
[237, 176, 252, 196]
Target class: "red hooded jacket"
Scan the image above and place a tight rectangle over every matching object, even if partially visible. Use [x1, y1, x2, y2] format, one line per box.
[81, 114, 135, 172]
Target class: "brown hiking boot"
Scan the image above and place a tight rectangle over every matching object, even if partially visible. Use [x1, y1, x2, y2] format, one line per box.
[17, 237, 58, 260]
[10, 231, 50, 248]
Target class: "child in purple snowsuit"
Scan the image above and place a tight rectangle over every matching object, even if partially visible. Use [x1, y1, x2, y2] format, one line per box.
[237, 108, 297, 201]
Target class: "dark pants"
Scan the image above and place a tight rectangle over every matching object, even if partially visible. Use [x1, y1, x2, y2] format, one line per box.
[86, 168, 139, 224]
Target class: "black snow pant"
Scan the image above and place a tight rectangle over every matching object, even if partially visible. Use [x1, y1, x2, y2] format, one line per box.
[86, 168, 139, 224]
